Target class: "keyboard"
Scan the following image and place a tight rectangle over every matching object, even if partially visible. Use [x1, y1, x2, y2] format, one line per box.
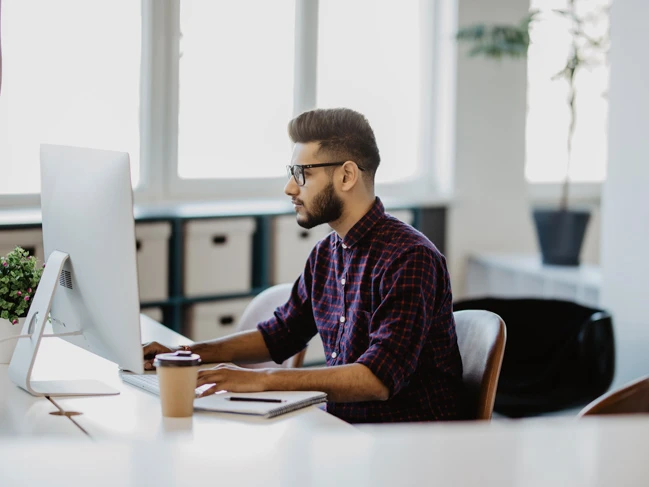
[120, 373, 213, 397]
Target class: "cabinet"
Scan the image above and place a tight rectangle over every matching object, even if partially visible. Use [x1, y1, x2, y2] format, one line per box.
[465, 253, 601, 307]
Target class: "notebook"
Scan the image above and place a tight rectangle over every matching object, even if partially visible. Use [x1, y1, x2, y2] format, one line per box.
[193, 390, 327, 418]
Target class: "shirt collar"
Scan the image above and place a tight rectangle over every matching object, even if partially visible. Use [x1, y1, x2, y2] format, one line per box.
[338, 197, 385, 249]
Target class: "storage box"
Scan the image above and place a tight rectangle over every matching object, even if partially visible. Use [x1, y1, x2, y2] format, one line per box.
[271, 215, 333, 285]
[140, 306, 164, 324]
[0, 229, 44, 264]
[184, 218, 256, 297]
[187, 298, 253, 342]
[135, 222, 171, 302]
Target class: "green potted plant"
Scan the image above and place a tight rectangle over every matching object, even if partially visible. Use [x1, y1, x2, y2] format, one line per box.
[0, 246, 44, 363]
[457, 1, 609, 266]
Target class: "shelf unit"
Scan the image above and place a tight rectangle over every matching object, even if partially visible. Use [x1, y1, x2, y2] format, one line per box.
[0, 201, 447, 336]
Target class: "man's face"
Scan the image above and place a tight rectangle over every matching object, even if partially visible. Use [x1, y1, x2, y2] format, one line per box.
[284, 142, 344, 229]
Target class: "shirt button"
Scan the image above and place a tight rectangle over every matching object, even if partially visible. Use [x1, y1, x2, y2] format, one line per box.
[341, 278, 346, 285]
[340, 316, 346, 323]
[342, 243, 348, 249]
[331, 352, 338, 359]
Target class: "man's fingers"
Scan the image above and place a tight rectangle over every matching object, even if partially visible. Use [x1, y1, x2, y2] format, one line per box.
[196, 370, 219, 387]
[142, 341, 171, 361]
[197, 384, 221, 398]
[142, 341, 159, 360]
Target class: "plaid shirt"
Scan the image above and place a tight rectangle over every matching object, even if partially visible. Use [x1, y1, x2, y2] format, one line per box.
[258, 198, 465, 423]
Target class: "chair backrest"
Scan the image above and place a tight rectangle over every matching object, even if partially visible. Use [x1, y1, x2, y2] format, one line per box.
[578, 375, 649, 416]
[454, 310, 507, 420]
[236, 283, 306, 369]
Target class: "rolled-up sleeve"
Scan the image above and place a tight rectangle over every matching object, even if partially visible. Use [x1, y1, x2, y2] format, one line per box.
[257, 264, 318, 364]
[355, 246, 438, 397]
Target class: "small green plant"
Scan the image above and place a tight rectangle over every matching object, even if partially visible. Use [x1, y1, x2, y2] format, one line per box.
[456, 11, 537, 60]
[0, 247, 44, 324]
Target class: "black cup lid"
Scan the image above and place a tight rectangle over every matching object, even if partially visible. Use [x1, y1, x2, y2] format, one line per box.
[153, 350, 201, 367]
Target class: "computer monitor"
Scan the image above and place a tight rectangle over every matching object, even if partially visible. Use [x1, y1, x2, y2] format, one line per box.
[8, 144, 144, 396]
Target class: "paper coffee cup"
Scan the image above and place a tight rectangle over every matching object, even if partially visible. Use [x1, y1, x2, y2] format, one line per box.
[154, 350, 201, 418]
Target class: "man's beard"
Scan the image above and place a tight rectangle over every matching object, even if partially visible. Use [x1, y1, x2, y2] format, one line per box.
[296, 181, 343, 229]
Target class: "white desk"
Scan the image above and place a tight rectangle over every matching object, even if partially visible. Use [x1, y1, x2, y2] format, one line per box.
[1, 416, 649, 486]
[1, 315, 351, 440]
[5, 317, 649, 486]
[0, 334, 93, 438]
[47, 315, 353, 439]
[0, 364, 86, 438]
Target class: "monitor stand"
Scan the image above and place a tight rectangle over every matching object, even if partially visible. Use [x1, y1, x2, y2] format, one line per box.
[8, 250, 119, 397]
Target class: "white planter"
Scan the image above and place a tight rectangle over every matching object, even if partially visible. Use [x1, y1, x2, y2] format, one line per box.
[0, 317, 25, 364]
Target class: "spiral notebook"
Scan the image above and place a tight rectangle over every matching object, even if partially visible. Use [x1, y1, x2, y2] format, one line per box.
[193, 391, 327, 418]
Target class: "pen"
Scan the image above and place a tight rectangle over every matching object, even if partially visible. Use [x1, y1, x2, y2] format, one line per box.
[227, 397, 283, 403]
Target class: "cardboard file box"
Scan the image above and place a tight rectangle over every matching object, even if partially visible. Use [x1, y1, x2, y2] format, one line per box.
[271, 215, 332, 285]
[135, 222, 171, 302]
[184, 218, 256, 297]
[0, 229, 44, 264]
[187, 298, 253, 342]
[140, 306, 164, 324]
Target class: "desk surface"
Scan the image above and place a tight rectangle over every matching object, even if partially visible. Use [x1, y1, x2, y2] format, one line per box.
[1, 315, 351, 439]
[3, 320, 649, 486]
[45, 315, 352, 439]
[2, 416, 649, 487]
[0, 362, 86, 438]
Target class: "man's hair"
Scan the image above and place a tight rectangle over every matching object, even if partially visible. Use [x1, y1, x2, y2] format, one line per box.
[288, 108, 381, 183]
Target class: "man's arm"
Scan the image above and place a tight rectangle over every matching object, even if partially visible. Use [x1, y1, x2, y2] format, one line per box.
[196, 362, 389, 402]
[143, 329, 273, 370]
[194, 246, 440, 402]
[144, 273, 316, 369]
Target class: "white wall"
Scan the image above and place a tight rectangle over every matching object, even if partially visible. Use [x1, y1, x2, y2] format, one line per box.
[448, 0, 537, 297]
[600, 0, 649, 386]
[448, 0, 603, 296]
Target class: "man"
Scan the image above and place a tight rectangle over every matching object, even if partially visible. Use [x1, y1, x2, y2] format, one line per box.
[144, 108, 466, 423]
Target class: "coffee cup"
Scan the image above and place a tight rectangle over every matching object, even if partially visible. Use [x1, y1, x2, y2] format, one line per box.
[153, 350, 201, 417]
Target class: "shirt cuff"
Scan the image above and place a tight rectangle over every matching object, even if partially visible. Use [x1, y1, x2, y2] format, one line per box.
[257, 319, 306, 365]
[356, 345, 405, 397]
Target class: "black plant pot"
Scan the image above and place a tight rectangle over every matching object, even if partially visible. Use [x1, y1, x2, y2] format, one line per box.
[532, 209, 591, 266]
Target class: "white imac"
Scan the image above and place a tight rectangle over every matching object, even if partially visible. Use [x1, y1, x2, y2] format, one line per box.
[8, 144, 144, 396]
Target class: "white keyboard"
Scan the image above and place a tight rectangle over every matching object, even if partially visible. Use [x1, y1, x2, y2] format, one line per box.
[120, 373, 213, 397]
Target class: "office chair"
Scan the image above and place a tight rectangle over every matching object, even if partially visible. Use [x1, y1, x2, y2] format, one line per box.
[578, 374, 649, 416]
[236, 282, 307, 369]
[454, 298, 615, 417]
[454, 310, 507, 420]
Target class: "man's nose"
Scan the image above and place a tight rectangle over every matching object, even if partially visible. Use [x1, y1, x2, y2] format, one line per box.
[284, 176, 299, 196]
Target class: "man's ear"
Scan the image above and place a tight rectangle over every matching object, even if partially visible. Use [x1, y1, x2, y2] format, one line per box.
[340, 160, 360, 192]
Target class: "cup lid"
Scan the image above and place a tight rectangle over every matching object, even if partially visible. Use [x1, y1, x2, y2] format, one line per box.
[153, 350, 201, 367]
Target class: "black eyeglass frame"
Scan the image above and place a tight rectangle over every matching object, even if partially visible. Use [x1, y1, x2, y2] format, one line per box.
[286, 161, 365, 186]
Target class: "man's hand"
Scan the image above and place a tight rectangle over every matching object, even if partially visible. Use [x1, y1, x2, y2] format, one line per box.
[142, 341, 174, 370]
[196, 364, 268, 398]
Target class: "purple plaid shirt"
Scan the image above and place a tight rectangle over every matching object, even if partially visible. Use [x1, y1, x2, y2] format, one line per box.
[258, 198, 465, 423]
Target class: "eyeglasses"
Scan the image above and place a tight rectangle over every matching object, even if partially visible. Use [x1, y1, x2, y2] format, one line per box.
[286, 162, 365, 186]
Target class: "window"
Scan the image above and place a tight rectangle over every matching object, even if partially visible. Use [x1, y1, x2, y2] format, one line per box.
[525, 0, 610, 184]
[317, 0, 422, 184]
[0, 0, 141, 195]
[1, 0, 449, 202]
[177, 0, 295, 180]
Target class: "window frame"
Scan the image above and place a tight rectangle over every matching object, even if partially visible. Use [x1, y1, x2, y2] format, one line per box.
[152, 0, 449, 204]
[0, 0, 456, 208]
